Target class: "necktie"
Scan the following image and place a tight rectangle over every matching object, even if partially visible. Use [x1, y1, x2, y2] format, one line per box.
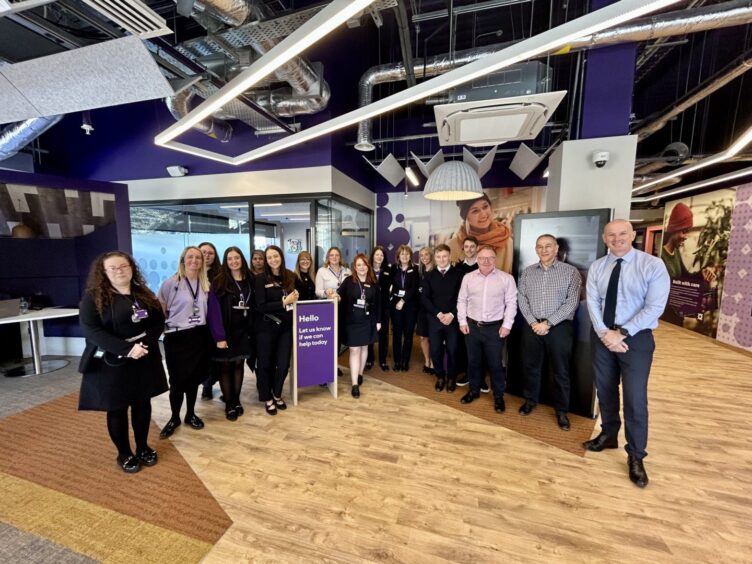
[603, 258, 623, 329]
[440, 269, 446, 276]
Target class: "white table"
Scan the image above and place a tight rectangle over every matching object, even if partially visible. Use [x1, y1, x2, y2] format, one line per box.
[0, 308, 80, 377]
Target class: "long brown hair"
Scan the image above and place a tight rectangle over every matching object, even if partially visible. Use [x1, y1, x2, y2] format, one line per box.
[264, 245, 295, 292]
[294, 251, 313, 280]
[213, 246, 252, 294]
[85, 251, 161, 315]
[349, 253, 377, 285]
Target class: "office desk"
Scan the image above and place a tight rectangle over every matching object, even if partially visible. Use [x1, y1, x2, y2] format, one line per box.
[0, 308, 79, 377]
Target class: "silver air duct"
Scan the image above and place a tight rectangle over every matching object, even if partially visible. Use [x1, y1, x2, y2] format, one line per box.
[165, 90, 233, 142]
[355, 0, 752, 151]
[193, 0, 253, 27]
[0, 116, 63, 162]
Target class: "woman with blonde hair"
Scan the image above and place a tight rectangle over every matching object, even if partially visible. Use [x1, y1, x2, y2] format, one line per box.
[294, 250, 316, 301]
[157, 246, 212, 439]
[416, 247, 435, 375]
[315, 246, 351, 299]
[389, 244, 420, 371]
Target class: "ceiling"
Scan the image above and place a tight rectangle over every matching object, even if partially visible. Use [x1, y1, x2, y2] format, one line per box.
[1, 0, 751, 209]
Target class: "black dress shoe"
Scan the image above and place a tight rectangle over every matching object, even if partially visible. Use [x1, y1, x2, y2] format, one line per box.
[235, 404, 244, 416]
[628, 455, 649, 488]
[380, 363, 390, 371]
[117, 454, 140, 473]
[427, 367, 436, 375]
[136, 448, 158, 466]
[185, 414, 205, 429]
[480, 382, 490, 393]
[358, 375, 364, 385]
[201, 386, 213, 400]
[393, 363, 401, 371]
[456, 375, 469, 387]
[446, 378, 456, 393]
[435, 378, 445, 392]
[460, 391, 479, 404]
[159, 418, 180, 439]
[556, 412, 571, 431]
[494, 396, 506, 413]
[402, 362, 410, 372]
[583, 432, 618, 452]
[274, 397, 287, 410]
[518, 400, 536, 416]
[226, 408, 238, 421]
[365, 361, 373, 370]
[265, 401, 277, 415]
[351, 384, 360, 398]
[423, 365, 431, 374]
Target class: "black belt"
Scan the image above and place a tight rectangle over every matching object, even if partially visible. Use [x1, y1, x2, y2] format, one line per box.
[467, 317, 502, 327]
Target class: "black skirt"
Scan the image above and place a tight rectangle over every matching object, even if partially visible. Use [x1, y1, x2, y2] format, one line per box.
[164, 325, 212, 387]
[344, 310, 379, 347]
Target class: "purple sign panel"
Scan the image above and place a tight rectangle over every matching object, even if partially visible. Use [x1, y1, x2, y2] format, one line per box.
[294, 300, 336, 387]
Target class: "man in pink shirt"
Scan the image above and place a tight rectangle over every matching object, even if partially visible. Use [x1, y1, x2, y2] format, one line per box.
[457, 245, 517, 413]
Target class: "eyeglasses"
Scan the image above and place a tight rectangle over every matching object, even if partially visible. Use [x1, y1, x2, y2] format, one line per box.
[105, 264, 131, 273]
[477, 256, 495, 262]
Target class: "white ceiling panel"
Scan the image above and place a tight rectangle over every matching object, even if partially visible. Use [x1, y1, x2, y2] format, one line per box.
[0, 36, 173, 123]
[0, 73, 41, 124]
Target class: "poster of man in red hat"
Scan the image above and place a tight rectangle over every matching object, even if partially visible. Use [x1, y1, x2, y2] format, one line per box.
[660, 189, 735, 337]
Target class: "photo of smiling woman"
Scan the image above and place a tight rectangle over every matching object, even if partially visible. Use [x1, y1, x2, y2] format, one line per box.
[79, 252, 168, 474]
[446, 193, 513, 273]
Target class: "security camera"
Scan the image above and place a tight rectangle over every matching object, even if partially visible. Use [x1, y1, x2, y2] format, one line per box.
[166, 165, 188, 177]
[592, 151, 610, 168]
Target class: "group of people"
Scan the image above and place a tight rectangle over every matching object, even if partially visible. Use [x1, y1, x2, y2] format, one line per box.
[78, 218, 669, 488]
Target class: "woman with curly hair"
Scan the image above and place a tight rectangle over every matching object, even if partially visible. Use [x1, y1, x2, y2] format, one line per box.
[78, 251, 168, 474]
[158, 246, 212, 439]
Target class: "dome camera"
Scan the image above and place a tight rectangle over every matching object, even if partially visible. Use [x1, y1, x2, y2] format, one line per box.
[592, 151, 610, 168]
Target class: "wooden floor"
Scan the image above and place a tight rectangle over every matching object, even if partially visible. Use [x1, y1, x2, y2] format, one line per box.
[151, 323, 752, 563]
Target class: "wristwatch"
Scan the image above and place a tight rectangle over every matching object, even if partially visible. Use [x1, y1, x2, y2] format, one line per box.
[618, 327, 630, 338]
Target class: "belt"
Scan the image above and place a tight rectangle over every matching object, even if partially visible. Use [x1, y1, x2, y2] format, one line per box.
[467, 317, 502, 327]
[164, 325, 200, 334]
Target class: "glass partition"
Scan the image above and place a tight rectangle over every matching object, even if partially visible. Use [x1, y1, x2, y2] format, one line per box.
[315, 198, 372, 269]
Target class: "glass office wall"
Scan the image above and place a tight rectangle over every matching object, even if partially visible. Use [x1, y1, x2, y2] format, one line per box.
[315, 198, 372, 268]
[130, 202, 251, 292]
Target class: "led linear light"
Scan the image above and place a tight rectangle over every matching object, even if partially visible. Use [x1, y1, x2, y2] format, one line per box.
[632, 166, 752, 203]
[156, 0, 682, 165]
[633, 123, 752, 194]
[405, 166, 420, 186]
[154, 0, 377, 150]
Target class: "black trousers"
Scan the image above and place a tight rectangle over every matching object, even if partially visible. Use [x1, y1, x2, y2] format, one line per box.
[367, 310, 390, 365]
[591, 329, 654, 460]
[428, 317, 460, 378]
[391, 305, 417, 364]
[521, 321, 574, 413]
[255, 320, 292, 402]
[465, 322, 505, 396]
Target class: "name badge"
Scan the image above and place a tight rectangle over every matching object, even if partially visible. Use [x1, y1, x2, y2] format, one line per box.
[265, 283, 274, 288]
[233, 300, 249, 310]
[357, 298, 366, 306]
[407, 269, 414, 273]
[131, 308, 148, 322]
[364, 284, 371, 288]
[188, 315, 202, 324]
[397, 290, 406, 297]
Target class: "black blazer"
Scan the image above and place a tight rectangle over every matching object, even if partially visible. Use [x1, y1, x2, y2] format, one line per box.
[389, 263, 420, 309]
[373, 265, 392, 318]
[337, 277, 381, 329]
[421, 266, 464, 319]
[255, 270, 295, 325]
[294, 272, 316, 301]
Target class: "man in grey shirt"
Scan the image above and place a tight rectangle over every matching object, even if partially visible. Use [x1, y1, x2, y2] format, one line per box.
[517, 234, 582, 431]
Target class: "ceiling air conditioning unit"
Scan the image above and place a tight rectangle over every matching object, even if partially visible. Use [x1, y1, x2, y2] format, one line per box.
[434, 90, 567, 147]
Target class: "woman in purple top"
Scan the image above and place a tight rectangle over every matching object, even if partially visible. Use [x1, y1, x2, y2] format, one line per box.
[157, 246, 211, 439]
[207, 247, 254, 421]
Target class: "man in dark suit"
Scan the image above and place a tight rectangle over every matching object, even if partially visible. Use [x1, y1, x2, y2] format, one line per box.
[421, 244, 465, 392]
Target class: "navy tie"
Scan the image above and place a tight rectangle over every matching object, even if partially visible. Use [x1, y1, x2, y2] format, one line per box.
[603, 258, 623, 329]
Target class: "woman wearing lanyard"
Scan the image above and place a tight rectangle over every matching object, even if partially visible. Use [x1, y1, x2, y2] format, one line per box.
[78, 251, 167, 473]
[158, 246, 211, 439]
[294, 251, 316, 301]
[338, 254, 381, 398]
[314, 246, 351, 299]
[416, 246, 436, 375]
[254, 245, 299, 415]
[366, 245, 392, 371]
[390, 244, 420, 372]
[199, 241, 221, 400]
[207, 247, 254, 421]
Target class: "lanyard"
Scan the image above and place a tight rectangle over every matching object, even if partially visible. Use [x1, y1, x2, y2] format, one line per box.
[357, 279, 366, 300]
[185, 278, 199, 304]
[233, 278, 250, 304]
[328, 266, 343, 285]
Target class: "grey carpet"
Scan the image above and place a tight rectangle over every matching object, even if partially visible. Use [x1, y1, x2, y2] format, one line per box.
[0, 356, 81, 419]
[0, 522, 97, 564]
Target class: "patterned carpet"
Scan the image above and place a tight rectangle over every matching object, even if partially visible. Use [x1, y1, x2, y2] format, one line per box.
[0, 393, 232, 563]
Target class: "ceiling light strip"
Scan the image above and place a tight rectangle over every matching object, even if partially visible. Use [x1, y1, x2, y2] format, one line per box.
[631, 166, 752, 203]
[157, 0, 681, 164]
[633, 123, 752, 194]
[155, 0, 376, 147]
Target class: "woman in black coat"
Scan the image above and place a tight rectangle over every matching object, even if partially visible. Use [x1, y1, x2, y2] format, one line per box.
[366, 245, 391, 371]
[78, 251, 168, 474]
[294, 250, 317, 301]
